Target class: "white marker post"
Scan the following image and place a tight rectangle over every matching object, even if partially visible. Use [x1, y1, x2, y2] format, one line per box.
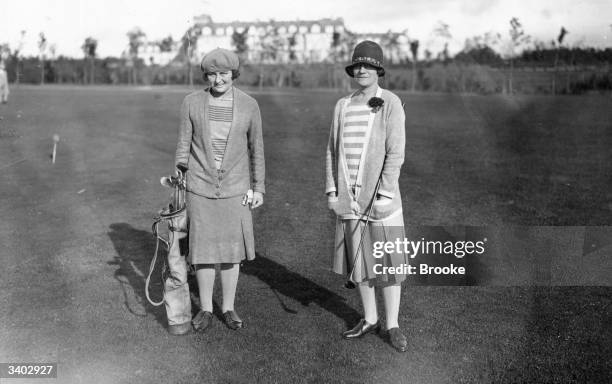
[52, 134, 59, 164]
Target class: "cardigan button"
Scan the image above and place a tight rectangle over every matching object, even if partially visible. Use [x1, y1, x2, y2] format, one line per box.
[215, 192, 220, 197]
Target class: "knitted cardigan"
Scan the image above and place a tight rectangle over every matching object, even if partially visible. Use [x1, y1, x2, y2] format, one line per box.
[325, 87, 405, 220]
[175, 87, 265, 198]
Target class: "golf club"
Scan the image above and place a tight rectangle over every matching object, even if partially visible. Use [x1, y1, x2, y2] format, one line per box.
[344, 177, 382, 289]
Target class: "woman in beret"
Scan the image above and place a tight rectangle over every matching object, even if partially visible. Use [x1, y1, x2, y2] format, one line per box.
[175, 48, 265, 333]
[326, 40, 408, 352]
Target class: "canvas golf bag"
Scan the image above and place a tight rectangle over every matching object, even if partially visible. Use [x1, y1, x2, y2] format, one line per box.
[146, 170, 192, 334]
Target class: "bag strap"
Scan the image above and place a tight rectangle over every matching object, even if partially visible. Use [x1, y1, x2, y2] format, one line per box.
[145, 219, 166, 307]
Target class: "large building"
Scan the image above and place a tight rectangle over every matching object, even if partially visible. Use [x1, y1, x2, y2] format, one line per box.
[192, 14, 345, 64]
[136, 14, 411, 66]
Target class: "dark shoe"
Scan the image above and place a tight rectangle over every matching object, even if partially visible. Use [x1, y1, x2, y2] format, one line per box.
[192, 310, 213, 333]
[168, 321, 191, 336]
[342, 319, 380, 339]
[388, 327, 407, 352]
[223, 310, 243, 330]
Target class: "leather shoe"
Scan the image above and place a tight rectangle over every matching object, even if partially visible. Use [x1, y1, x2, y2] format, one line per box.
[223, 310, 243, 330]
[342, 319, 380, 339]
[388, 327, 407, 352]
[192, 310, 213, 333]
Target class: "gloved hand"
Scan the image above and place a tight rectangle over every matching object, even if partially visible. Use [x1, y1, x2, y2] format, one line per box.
[251, 191, 264, 209]
[242, 190, 264, 209]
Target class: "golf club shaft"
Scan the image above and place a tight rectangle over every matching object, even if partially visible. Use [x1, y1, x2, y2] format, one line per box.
[346, 177, 382, 286]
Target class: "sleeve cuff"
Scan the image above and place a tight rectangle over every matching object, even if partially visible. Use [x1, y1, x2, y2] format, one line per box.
[325, 187, 337, 195]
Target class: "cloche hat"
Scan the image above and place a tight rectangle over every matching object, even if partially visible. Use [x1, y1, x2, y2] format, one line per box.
[345, 40, 385, 77]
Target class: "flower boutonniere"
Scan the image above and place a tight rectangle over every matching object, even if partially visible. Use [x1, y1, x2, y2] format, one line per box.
[368, 97, 384, 113]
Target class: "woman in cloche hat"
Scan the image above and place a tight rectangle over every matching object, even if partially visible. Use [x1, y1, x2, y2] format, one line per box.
[325, 40, 408, 352]
[175, 48, 265, 334]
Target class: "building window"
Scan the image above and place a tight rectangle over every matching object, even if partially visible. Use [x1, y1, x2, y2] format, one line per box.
[311, 24, 321, 33]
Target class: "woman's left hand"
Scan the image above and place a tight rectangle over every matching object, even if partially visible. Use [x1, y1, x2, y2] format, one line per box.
[251, 192, 264, 209]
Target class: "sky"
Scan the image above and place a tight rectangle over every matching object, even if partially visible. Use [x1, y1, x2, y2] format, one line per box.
[1, 0, 611, 58]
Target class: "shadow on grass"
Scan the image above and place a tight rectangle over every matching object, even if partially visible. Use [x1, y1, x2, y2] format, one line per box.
[107, 223, 360, 329]
[107, 222, 167, 328]
[242, 252, 361, 327]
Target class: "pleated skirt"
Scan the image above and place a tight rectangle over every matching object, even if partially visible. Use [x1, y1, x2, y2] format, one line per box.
[332, 212, 408, 286]
[187, 192, 255, 265]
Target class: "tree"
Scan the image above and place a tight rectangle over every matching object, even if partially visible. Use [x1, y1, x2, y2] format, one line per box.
[328, 28, 356, 90]
[507, 17, 530, 94]
[552, 27, 568, 94]
[458, 32, 503, 66]
[12, 31, 26, 84]
[127, 27, 146, 85]
[432, 21, 452, 63]
[381, 30, 401, 65]
[82, 37, 97, 84]
[287, 32, 298, 63]
[231, 27, 250, 63]
[410, 40, 419, 92]
[38, 32, 47, 85]
[157, 35, 174, 84]
[181, 26, 201, 86]
[257, 21, 286, 89]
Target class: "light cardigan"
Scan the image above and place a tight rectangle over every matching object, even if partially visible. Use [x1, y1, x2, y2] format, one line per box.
[325, 87, 405, 221]
[175, 87, 265, 198]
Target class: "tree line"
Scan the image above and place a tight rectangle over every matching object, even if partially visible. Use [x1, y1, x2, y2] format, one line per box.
[1, 18, 611, 94]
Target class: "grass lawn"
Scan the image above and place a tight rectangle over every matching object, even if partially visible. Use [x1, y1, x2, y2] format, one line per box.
[0, 85, 610, 383]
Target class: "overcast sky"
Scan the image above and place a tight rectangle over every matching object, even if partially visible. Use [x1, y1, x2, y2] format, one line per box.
[1, 0, 611, 58]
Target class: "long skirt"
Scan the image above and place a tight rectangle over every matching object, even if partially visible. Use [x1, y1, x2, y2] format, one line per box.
[187, 192, 255, 265]
[332, 213, 408, 286]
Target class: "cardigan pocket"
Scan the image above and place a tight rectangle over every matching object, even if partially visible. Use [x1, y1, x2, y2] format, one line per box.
[372, 198, 397, 219]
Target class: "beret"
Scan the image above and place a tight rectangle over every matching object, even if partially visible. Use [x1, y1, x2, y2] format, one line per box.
[200, 48, 239, 73]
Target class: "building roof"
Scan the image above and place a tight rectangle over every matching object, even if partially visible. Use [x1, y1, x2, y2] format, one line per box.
[193, 14, 344, 30]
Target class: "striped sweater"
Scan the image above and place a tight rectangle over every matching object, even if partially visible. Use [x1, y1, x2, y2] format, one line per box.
[208, 94, 233, 169]
[342, 103, 370, 187]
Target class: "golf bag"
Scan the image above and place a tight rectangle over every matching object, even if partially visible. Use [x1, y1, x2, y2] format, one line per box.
[146, 169, 192, 334]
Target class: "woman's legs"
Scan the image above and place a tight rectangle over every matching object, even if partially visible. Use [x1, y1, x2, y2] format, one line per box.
[219, 263, 240, 313]
[195, 265, 215, 312]
[382, 284, 401, 329]
[382, 284, 407, 352]
[194, 263, 241, 312]
[358, 283, 378, 324]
